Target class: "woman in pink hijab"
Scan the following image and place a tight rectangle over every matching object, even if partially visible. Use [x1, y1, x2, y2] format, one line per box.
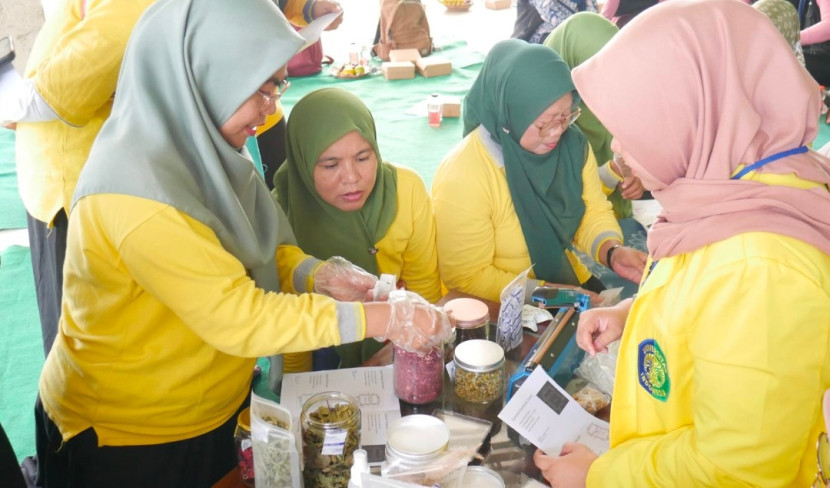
[532, 0, 830, 486]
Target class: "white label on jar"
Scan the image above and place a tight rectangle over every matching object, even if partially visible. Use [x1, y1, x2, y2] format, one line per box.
[321, 429, 348, 456]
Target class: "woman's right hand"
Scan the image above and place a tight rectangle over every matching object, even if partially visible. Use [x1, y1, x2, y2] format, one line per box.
[381, 290, 453, 354]
[576, 298, 632, 356]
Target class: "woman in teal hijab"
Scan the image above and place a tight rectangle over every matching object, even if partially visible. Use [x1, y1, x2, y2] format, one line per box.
[274, 88, 443, 371]
[34, 0, 450, 484]
[544, 12, 644, 220]
[432, 39, 646, 303]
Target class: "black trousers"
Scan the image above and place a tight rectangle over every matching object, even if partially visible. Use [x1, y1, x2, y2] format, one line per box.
[34, 398, 241, 488]
[26, 210, 68, 357]
[256, 117, 287, 191]
[805, 51, 830, 87]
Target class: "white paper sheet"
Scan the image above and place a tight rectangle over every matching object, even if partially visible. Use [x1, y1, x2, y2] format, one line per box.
[497, 366, 610, 457]
[280, 365, 401, 463]
[296, 11, 342, 50]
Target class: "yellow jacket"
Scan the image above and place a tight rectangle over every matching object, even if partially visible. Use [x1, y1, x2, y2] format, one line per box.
[432, 127, 621, 302]
[284, 165, 443, 371]
[588, 232, 830, 487]
[39, 194, 363, 446]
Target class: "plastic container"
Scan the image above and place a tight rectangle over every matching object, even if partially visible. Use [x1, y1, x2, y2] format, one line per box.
[234, 407, 256, 487]
[427, 93, 442, 127]
[460, 466, 505, 488]
[393, 344, 443, 404]
[444, 298, 489, 346]
[452, 340, 505, 404]
[301, 392, 361, 488]
[382, 415, 450, 475]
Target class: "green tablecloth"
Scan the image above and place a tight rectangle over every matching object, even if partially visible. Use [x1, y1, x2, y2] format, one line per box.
[0, 128, 26, 229]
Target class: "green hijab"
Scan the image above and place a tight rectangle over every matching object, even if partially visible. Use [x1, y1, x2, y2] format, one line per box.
[544, 12, 631, 219]
[274, 88, 397, 368]
[75, 0, 304, 293]
[463, 39, 587, 286]
[274, 87, 397, 275]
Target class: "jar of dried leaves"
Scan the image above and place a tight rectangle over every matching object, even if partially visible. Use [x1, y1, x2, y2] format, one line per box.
[301, 392, 361, 488]
[452, 339, 505, 404]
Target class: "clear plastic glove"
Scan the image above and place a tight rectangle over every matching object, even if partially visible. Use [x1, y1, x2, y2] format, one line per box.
[381, 289, 453, 355]
[313, 256, 377, 302]
[576, 298, 632, 356]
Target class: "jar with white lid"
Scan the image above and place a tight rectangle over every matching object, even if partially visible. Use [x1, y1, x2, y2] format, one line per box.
[382, 415, 458, 486]
[452, 339, 505, 404]
[460, 466, 505, 488]
[443, 298, 489, 346]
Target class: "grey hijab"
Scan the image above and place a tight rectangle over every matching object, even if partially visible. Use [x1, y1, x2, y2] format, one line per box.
[74, 0, 304, 291]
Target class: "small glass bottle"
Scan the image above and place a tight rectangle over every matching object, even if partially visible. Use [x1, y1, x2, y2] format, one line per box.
[444, 298, 489, 347]
[349, 42, 360, 65]
[382, 415, 450, 479]
[453, 339, 505, 404]
[393, 343, 443, 404]
[301, 392, 361, 488]
[427, 93, 442, 127]
[234, 407, 255, 487]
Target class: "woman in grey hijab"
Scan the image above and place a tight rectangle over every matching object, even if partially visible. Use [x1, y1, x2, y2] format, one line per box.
[34, 0, 450, 485]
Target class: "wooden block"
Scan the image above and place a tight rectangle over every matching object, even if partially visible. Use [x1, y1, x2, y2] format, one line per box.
[442, 96, 461, 118]
[414, 57, 452, 78]
[485, 0, 511, 9]
[382, 61, 415, 80]
[389, 48, 422, 63]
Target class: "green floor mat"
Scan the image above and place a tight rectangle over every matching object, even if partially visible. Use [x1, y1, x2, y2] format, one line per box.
[0, 129, 27, 230]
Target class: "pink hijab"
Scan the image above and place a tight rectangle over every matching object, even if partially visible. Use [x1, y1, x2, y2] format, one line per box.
[572, 0, 830, 260]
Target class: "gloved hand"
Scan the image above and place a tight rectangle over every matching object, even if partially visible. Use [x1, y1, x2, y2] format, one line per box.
[380, 290, 453, 355]
[313, 256, 377, 302]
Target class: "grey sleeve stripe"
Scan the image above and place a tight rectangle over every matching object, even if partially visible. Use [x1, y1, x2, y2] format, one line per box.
[293, 257, 323, 293]
[336, 302, 362, 344]
[598, 162, 621, 190]
[591, 231, 623, 260]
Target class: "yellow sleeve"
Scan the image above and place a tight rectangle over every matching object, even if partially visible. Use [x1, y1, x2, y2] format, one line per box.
[573, 148, 622, 262]
[281, 0, 312, 26]
[432, 136, 523, 303]
[380, 167, 443, 303]
[32, 0, 155, 126]
[588, 257, 830, 487]
[117, 200, 364, 358]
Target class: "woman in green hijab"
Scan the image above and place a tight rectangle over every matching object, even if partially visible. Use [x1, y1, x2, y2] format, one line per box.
[432, 39, 646, 304]
[274, 88, 443, 372]
[544, 12, 644, 220]
[34, 0, 450, 484]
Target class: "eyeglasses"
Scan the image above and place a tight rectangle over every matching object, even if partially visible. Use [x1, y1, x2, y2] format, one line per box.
[535, 107, 582, 137]
[813, 432, 830, 488]
[258, 79, 291, 115]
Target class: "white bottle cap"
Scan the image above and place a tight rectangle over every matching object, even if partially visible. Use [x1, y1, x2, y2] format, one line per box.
[348, 449, 369, 488]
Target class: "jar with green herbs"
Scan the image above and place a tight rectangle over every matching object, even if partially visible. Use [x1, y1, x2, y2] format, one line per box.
[301, 392, 361, 488]
[452, 339, 505, 404]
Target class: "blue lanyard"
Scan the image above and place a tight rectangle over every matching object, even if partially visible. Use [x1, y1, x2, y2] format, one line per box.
[731, 146, 808, 180]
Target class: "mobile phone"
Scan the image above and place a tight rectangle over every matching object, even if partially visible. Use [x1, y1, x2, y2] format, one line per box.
[0, 37, 15, 67]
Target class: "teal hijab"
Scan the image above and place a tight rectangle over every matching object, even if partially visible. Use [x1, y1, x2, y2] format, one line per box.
[463, 39, 587, 285]
[274, 88, 397, 368]
[274, 88, 397, 276]
[74, 0, 304, 293]
[544, 12, 631, 219]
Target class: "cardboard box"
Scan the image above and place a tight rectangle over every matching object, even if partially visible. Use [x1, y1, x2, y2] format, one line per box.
[442, 96, 461, 118]
[485, 0, 511, 9]
[382, 61, 415, 80]
[414, 57, 452, 78]
[389, 48, 422, 63]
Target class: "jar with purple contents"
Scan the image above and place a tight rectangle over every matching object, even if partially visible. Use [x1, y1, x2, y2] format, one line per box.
[444, 298, 489, 347]
[393, 344, 443, 404]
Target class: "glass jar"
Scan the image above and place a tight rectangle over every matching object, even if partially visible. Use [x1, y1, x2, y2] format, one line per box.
[444, 298, 489, 347]
[301, 392, 361, 488]
[382, 415, 451, 482]
[427, 93, 442, 127]
[234, 407, 255, 487]
[394, 344, 443, 404]
[460, 466, 505, 488]
[452, 339, 505, 404]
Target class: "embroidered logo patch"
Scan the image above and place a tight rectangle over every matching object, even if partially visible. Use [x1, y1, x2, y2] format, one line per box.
[638, 339, 670, 402]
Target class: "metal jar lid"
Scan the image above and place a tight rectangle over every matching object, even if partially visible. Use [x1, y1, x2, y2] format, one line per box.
[385, 414, 450, 463]
[453, 339, 504, 373]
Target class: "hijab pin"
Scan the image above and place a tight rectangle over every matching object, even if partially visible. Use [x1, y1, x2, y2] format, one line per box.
[502, 127, 510, 134]
[368, 247, 379, 255]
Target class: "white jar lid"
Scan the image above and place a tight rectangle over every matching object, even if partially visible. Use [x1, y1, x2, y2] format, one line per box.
[461, 466, 505, 488]
[386, 414, 450, 458]
[454, 339, 504, 369]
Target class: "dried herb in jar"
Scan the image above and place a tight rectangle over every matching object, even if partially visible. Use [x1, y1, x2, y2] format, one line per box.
[301, 394, 361, 488]
[454, 367, 504, 403]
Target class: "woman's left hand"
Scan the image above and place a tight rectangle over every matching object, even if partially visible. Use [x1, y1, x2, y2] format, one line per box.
[533, 444, 597, 488]
[313, 256, 377, 301]
[311, 0, 344, 30]
[619, 175, 644, 200]
[609, 246, 647, 284]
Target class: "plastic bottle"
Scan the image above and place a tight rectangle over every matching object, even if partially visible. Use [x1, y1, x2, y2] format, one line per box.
[347, 449, 370, 488]
[349, 42, 360, 65]
[427, 93, 442, 127]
